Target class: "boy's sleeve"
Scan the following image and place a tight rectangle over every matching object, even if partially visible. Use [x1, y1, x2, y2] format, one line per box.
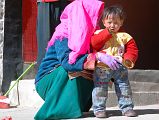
[91, 29, 112, 51]
[123, 39, 139, 68]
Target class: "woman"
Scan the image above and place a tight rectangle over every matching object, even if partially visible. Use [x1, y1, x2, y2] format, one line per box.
[35, 0, 104, 119]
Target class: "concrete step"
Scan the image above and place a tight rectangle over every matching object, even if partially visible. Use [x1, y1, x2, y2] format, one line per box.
[106, 91, 159, 107]
[128, 69, 159, 83]
[8, 70, 159, 107]
[9, 80, 44, 107]
[107, 69, 159, 106]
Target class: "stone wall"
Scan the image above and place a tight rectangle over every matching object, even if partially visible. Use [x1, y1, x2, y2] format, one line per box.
[0, 0, 5, 94]
[0, 0, 22, 95]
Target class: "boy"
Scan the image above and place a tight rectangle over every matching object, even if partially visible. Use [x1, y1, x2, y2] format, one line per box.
[91, 5, 138, 118]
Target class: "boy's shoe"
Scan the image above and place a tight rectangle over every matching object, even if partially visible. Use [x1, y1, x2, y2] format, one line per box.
[94, 111, 106, 118]
[123, 109, 137, 117]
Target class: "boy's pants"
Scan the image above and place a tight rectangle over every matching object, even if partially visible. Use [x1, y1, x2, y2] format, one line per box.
[92, 65, 134, 114]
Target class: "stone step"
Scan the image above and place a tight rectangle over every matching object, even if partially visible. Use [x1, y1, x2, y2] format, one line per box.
[9, 80, 44, 107]
[107, 69, 159, 107]
[128, 69, 159, 83]
[8, 78, 159, 107]
[23, 63, 159, 82]
[128, 70, 159, 91]
[108, 81, 159, 92]
[107, 91, 159, 107]
[6, 69, 159, 107]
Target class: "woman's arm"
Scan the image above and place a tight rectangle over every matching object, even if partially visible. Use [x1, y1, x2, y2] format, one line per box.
[54, 38, 96, 72]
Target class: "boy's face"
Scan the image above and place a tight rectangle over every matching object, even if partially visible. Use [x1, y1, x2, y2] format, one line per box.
[103, 14, 123, 33]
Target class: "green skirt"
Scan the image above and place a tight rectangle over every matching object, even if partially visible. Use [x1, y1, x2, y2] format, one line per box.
[34, 66, 93, 120]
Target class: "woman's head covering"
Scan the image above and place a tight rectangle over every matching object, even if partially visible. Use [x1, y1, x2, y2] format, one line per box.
[47, 0, 104, 64]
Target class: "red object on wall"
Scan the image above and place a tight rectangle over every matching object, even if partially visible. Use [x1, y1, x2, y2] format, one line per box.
[22, 0, 37, 62]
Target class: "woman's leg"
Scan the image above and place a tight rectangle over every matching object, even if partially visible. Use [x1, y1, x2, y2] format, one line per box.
[35, 66, 93, 119]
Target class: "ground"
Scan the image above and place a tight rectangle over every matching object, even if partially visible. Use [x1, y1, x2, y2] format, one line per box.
[0, 104, 159, 120]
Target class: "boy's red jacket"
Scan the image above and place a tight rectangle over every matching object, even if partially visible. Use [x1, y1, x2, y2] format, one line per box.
[91, 29, 139, 68]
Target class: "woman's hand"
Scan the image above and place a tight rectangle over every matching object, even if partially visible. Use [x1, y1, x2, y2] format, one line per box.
[96, 52, 120, 70]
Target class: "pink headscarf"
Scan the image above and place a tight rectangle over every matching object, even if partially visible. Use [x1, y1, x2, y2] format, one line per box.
[47, 0, 104, 64]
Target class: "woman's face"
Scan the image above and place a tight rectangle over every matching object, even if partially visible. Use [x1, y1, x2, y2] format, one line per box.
[103, 14, 123, 33]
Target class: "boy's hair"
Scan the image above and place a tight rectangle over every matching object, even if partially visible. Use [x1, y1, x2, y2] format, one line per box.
[102, 5, 126, 21]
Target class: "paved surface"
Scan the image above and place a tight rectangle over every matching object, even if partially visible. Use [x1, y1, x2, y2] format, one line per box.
[0, 104, 159, 120]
